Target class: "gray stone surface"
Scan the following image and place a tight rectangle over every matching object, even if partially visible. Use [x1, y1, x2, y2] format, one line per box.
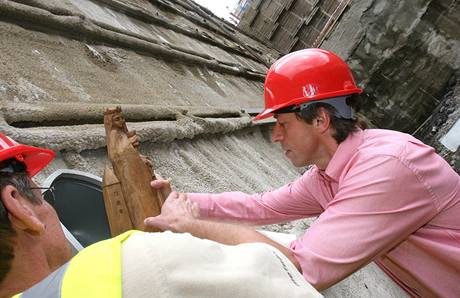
[322, 0, 460, 173]
[237, 0, 347, 54]
[414, 77, 460, 174]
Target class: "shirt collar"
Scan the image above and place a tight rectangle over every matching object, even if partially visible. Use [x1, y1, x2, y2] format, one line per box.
[323, 129, 364, 181]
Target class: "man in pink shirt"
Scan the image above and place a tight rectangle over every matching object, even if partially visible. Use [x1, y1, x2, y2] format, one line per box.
[145, 49, 460, 297]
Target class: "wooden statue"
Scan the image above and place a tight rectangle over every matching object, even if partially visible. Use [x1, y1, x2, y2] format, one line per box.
[103, 106, 163, 234]
[102, 165, 133, 235]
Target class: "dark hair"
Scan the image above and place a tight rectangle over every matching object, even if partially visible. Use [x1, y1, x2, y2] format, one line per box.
[0, 159, 38, 285]
[296, 94, 367, 143]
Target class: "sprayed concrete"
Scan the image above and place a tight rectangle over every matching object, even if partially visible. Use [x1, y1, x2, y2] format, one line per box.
[2, 102, 244, 126]
[0, 1, 265, 80]
[0, 114, 253, 152]
[0, 21, 264, 108]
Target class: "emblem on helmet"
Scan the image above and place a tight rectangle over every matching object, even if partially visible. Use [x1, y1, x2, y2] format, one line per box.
[302, 84, 317, 97]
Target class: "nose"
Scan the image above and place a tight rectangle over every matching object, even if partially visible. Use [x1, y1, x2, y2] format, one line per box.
[271, 123, 283, 143]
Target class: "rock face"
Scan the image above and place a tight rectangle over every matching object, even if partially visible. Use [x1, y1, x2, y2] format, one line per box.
[413, 77, 460, 174]
[325, 0, 460, 133]
[237, 0, 460, 172]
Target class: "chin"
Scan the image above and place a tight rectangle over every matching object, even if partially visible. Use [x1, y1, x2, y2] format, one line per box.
[290, 160, 306, 167]
[295, 159, 312, 168]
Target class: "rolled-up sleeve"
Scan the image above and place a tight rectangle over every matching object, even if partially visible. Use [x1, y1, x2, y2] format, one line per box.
[290, 155, 438, 290]
[188, 169, 324, 225]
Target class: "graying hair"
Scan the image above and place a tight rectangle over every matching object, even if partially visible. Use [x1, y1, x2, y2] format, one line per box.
[0, 172, 38, 204]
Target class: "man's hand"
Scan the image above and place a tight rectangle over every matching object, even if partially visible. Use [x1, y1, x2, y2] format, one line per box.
[150, 176, 172, 199]
[144, 192, 200, 232]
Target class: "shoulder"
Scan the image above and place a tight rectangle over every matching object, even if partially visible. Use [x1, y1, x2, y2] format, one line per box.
[357, 129, 430, 159]
[350, 130, 458, 200]
[338, 129, 434, 182]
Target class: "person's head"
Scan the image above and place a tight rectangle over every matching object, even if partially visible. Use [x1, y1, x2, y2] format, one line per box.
[0, 133, 71, 294]
[254, 48, 364, 168]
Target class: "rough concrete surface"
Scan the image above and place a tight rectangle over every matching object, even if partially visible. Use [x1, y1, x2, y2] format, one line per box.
[0, 21, 264, 108]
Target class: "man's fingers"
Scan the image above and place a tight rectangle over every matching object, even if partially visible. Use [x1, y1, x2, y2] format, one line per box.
[151, 179, 173, 199]
[150, 179, 172, 191]
[144, 216, 162, 229]
[150, 180, 163, 188]
[153, 171, 164, 180]
[150, 179, 172, 190]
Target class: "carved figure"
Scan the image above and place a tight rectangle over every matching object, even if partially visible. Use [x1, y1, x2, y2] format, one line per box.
[103, 106, 162, 234]
[102, 165, 133, 235]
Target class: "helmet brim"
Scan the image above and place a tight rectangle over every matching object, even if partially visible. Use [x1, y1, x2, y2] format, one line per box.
[253, 88, 363, 122]
[253, 109, 275, 121]
[1, 145, 55, 177]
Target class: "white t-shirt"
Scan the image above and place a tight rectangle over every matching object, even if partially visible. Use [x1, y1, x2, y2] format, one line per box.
[122, 231, 322, 298]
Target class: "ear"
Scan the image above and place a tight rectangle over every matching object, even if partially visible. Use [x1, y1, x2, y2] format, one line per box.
[314, 108, 331, 134]
[1, 185, 45, 235]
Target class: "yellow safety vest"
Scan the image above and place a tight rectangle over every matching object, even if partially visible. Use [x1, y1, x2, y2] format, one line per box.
[14, 230, 138, 298]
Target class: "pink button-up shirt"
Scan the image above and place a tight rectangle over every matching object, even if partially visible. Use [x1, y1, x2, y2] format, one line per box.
[188, 129, 460, 297]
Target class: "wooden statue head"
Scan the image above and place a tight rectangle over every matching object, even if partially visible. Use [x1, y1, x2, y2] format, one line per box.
[104, 106, 128, 133]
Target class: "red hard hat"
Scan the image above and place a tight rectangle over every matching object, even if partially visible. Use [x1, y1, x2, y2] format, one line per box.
[254, 48, 362, 120]
[0, 132, 55, 177]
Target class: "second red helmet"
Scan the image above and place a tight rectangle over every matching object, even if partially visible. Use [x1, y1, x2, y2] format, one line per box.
[0, 132, 55, 177]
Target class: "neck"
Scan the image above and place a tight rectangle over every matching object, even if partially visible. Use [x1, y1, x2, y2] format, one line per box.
[314, 133, 339, 170]
[0, 235, 52, 298]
